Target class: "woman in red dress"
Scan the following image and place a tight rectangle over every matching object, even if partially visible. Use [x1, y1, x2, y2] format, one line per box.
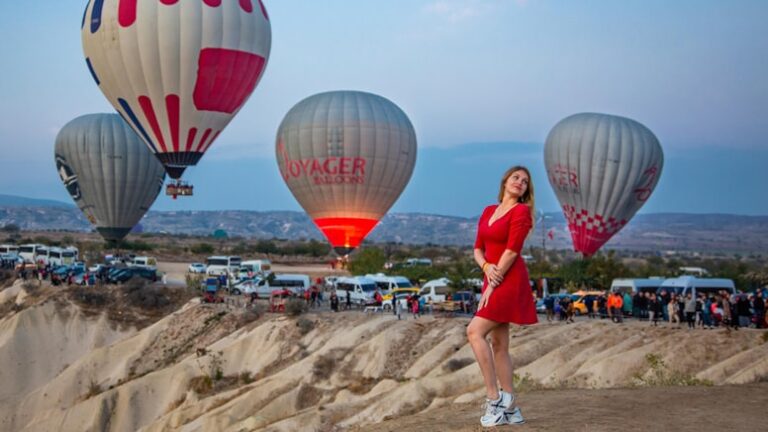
[467, 166, 537, 427]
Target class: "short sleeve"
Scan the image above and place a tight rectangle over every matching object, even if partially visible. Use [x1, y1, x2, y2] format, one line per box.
[505, 204, 532, 253]
[474, 206, 493, 249]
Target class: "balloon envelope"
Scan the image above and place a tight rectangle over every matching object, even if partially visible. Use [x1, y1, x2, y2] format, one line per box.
[55, 114, 166, 243]
[544, 113, 663, 256]
[276, 91, 417, 254]
[81, 0, 272, 179]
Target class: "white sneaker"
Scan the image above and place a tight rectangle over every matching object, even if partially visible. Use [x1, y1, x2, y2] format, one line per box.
[502, 406, 525, 425]
[480, 390, 513, 427]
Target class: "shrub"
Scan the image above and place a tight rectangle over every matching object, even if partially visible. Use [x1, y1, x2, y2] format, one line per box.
[312, 354, 335, 380]
[189, 375, 213, 394]
[22, 280, 41, 294]
[285, 298, 307, 316]
[296, 317, 314, 335]
[191, 243, 215, 254]
[632, 353, 713, 387]
[71, 286, 109, 306]
[125, 283, 171, 309]
[442, 358, 474, 373]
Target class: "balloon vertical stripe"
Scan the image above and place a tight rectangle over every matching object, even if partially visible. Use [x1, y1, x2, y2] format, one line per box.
[85, 58, 100, 85]
[186, 128, 198, 152]
[118, 0, 138, 27]
[240, 0, 254, 13]
[201, 131, 221, 153]
[138, 96, 168, 152]
[82, 1, 91, 29]
[118, 98, 158, 153]
[90, 0, 105, 33]
[257, 0, 268, 19]
[196, 129, 212, 152]
[166, 95, 180, 152]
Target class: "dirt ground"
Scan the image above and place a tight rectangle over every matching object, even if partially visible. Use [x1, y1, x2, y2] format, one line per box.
[358, 383, 768, 432]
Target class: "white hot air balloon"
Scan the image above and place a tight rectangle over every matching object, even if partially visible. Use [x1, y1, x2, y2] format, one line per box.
[544, 113, 663, 256]
[82, 0, 271, 196]
[276, 91, 417, 254]
[55, 113, 166, 243]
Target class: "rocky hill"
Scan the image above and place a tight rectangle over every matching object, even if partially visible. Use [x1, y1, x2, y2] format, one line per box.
[1, 204, 767, 253]
[0, 279, 766, 431]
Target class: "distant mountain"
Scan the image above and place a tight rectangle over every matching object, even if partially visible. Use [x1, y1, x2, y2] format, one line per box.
[0, 194, 73, 208]
[1, 204, 766, 253]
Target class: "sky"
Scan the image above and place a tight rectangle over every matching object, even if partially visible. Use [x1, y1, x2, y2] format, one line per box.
[0, 0, 766, 217]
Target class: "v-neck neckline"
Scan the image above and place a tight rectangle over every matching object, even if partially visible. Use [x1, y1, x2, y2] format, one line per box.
[487, 203, 518, 227]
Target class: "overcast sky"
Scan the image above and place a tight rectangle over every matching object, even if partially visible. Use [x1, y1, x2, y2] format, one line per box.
[0, 0, 766, 216]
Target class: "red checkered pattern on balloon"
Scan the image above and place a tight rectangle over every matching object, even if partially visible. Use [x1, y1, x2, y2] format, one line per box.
[562, 205, 627, 236]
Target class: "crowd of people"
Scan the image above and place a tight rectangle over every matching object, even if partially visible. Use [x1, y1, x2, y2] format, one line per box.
[544, 290, 766, 329]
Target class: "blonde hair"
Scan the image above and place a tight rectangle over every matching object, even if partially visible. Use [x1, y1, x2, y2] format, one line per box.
[498, 165, 536, 229]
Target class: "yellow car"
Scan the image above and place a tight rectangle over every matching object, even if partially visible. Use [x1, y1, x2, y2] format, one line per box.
[571, 291, 605, 315]
[382, 287, 420, 302]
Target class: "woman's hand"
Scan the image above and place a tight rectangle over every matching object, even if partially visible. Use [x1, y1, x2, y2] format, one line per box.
[485, 264, 504, 286]
[478, 286, 494, 310]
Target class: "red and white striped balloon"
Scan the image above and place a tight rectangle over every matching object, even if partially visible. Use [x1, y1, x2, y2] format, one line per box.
[82, 0, 271, 180]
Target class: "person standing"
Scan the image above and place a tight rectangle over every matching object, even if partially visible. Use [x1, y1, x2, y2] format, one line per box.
[753, 291, 765, 329]
[466, 166, 536, 427]
[544, 295, 555, 323]
[684, 293, 697, 330]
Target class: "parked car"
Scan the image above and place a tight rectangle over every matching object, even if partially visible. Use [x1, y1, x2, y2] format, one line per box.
[188, 263, 206, 273]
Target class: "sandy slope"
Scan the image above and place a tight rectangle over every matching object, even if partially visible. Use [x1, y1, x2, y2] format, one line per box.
[1, 283, 767, 431]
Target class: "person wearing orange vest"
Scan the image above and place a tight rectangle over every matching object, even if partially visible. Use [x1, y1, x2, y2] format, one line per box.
[610, 292, 624, 323]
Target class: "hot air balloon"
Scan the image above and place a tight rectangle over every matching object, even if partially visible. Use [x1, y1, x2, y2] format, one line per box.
[276, 91, 417, 255]
[81, 0, 271, 197]
[55, 113, 166, 243]
[544, 113, 663, 256]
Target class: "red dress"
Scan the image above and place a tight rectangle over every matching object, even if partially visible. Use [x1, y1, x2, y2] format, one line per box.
[474, 204, 538, 324]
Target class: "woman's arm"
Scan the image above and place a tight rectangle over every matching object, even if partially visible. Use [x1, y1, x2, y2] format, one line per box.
[491, 205, 532, 283]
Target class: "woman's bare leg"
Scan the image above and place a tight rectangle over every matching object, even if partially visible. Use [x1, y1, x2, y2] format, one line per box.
[489, 323, 514, 394]
[467, 316, 501, 399]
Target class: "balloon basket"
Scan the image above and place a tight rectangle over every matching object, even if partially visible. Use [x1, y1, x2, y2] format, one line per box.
[166, 181, 193, 199]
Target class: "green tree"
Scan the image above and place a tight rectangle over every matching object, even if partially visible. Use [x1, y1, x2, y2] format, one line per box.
[447, 259, 477, 292]
[557, 258, 593, 291]
[348, 247, 386, 274]
[587, 251, 630, 289]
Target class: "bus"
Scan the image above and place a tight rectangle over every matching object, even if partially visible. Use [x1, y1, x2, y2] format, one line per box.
[0, 244, 19, 255]
[19, 244, 46, 264]
[658, 276, 736, 298]
[610, 278, 665, 295]
[206, 255, 242, 276]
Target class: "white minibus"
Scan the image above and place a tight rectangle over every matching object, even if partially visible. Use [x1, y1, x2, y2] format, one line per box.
[206, 256, 242, 276]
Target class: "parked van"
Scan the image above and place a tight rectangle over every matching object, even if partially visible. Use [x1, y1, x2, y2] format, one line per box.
[610, 278, 665, 295]
[0, 244, 19, 255]
[206, 256, 242, 276]
[130, 256, 158, 270]
[335, 276, 377, 305]
[658, 276, 736, 298]
[240, 259, 272, 276]
[419, 277, 454, 303]
[236, 274, 311, 297]
[19, 244, 46, 264]
[366, 273, 414, 293]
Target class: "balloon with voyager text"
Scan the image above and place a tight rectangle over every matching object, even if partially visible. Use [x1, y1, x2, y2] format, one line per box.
[544, 113, 664, 257]
[276, 91, 417, 255]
